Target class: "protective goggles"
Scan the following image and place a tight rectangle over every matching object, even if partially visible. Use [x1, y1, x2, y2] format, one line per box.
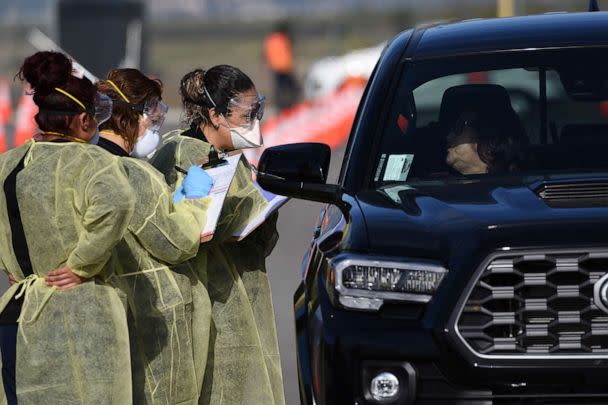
[204, 86, 265, 127]
[106, 80, 168, 131]
[141, 98, 169, 132]
[228, 94, 266, 126]
[42, 88, 113, 125]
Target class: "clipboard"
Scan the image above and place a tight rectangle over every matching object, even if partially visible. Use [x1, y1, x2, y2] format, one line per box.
[195, 154, 243, 241]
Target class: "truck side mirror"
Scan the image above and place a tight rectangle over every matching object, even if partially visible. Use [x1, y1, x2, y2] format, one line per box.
[257, 143, 348, 214]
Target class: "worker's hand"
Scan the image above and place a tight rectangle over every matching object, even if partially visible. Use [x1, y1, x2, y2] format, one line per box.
[7, 274, 16, 286]
[183, 166, 213, 198]
[173, 166, 213, 203]
[44, 265, 84, 290]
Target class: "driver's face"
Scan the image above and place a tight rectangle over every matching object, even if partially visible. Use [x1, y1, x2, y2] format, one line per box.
[446, 127, 486, 175]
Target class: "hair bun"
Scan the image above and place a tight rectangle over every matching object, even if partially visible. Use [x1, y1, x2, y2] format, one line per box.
[19, 51, 73, 95]
[179, 68, 207, 105]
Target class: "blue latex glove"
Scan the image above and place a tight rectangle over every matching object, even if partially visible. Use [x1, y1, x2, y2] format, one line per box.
[172, 185, 186, 204]
[173, 166, 213, 203]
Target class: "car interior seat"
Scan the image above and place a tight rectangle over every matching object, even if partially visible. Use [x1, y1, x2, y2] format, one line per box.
[438, 84, 517, 131]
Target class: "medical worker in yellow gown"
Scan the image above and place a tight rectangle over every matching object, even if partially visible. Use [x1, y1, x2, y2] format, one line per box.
[151, 65, 285, 405]
[0, 51, 133, 405]
[96, 69, 215, 404]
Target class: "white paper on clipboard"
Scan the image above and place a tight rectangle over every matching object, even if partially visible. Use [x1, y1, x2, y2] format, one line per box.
[198, 154, 242, 241]
[232, 183, 288, 241]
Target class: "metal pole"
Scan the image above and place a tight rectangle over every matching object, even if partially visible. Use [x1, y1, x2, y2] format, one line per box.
[497, 0, 515, 17]
[589, 0, 600, 12]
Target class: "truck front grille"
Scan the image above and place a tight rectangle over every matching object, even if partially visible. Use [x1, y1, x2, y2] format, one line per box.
[456, 251, 608, 357]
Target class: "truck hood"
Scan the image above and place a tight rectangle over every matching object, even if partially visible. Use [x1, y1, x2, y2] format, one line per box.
[355, 178, 608, 259]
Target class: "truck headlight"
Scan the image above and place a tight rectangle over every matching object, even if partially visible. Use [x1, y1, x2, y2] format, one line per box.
[332, 256, 447, 311]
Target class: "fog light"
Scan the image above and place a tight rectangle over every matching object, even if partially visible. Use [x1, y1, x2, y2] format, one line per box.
[370, 372, 400, 401]
[338, 295, 383, 311]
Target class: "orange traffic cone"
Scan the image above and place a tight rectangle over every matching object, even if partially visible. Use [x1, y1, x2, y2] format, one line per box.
[13, 90, 38, 147]
[0, 78, 11, 124]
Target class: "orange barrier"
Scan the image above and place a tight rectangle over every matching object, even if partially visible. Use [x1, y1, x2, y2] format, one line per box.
[246, 80, 366, 165]
[13, 90, 38, 147]
[0, 118, 7, 153]
[0, 78, 11, 124]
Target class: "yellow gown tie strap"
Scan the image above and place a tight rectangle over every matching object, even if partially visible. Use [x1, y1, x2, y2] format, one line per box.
[14, 274, 57, 344]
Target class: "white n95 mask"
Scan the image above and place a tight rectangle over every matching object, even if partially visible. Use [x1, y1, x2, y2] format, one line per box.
[229, 119, 263, 150]
[132, 128, 161, 158]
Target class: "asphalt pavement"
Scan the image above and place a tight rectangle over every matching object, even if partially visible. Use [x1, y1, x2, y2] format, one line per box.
[267, 146, 346, 404]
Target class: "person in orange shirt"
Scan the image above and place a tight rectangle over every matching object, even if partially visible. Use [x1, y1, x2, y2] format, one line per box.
[264, 21, 299, 110]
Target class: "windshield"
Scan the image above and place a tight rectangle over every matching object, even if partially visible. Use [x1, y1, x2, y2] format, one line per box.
[372, 48, 608, 187]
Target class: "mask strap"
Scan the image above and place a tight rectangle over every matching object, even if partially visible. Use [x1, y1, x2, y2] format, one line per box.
[204, 86, 228, 130]
[44, 131, 87, 143]
[54, 88, 86, 111]
[203, 86, 217, 107]
[106, 80, 131, 103]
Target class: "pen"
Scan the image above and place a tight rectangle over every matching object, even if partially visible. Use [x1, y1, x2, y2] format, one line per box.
[175, 165, 188, 175]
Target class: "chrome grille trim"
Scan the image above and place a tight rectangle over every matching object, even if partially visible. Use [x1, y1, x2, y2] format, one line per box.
[451, 248, 608, 360]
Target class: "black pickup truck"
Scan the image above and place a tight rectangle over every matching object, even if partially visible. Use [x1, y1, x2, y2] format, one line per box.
[259, 10, 608, 405]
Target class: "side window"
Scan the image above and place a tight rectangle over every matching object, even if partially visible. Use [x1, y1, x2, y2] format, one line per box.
[371, 51, 608, 187]
[546, 70, 607, 146]
[489, 69, 541, 144]
[371, 72, 417, 184]
[414, 74, 467, 127]
[373, 68, 542, 184]
[413, 69, 541, 141]
[339, 61, 379, 185]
